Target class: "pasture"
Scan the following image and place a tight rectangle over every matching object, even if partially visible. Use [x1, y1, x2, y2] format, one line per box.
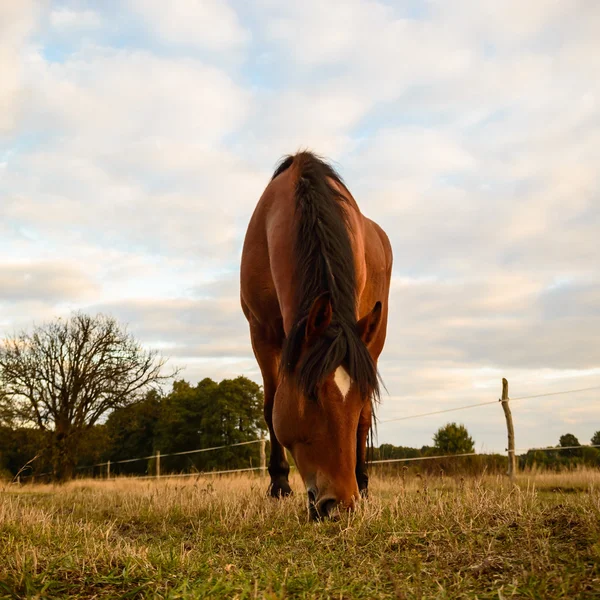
[1, 471, 599, 599]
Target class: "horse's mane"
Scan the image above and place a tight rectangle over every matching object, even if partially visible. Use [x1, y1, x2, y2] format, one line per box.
[274, 151, 380, 405]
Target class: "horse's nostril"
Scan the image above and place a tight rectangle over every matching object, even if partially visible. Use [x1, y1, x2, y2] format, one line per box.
[318, 498, 338, 518]
[308, 490, 319, 521]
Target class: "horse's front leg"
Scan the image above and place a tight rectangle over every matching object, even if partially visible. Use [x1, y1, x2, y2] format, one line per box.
[264, 392, 292, 498]
[355, 402, 372, 497]
[249, 320, 292, 498]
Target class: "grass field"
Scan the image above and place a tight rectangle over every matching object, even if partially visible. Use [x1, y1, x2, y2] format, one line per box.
[1, 470, 599, 599]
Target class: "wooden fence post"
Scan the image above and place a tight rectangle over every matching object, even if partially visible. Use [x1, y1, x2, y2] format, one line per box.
[106, 460, 111, 479]
[260, 437, 267, 477]
[500, 378, 517, 480]
[156, 450, 161, 479]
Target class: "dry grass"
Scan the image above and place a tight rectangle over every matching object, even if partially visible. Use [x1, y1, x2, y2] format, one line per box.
[1, 470, 599, 598]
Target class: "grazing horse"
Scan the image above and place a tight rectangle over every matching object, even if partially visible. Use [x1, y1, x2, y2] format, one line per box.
[240, 151, 392, 519]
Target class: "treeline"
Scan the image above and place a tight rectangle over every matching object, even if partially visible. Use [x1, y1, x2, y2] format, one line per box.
[2, 401, 598, 481]
[519, 433, 600, 471]
[371, 427, 600, 476]
[0, 376, 266, 481]
[370, 422, 507, 476]
[370, 440, 600, 477]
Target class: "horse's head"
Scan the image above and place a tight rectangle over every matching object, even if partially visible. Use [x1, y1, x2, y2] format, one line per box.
[274, 293, 382, 520]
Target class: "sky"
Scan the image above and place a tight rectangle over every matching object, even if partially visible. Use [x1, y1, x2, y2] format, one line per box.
[1, 0, 599, 453]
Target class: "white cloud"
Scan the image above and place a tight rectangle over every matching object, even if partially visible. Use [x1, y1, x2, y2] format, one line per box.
[0, 261, 99, 303]
[22, 46, 250, 145]
[348, 127, 476, 182]
[263, 0, 470, 79]
[129, 0, 249, 51]
[50, 7, 102, 30]
[430, 0, 588, 44]
[235, 88, 368, 163]
[2, 45, 259, 261]
[0, 0, 39, 133]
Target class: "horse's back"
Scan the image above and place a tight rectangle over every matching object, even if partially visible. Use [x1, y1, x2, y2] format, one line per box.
[241, 158, 392, 352]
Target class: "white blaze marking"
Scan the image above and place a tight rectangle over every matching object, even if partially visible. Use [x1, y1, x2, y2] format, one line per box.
[334, 367, 352, 400]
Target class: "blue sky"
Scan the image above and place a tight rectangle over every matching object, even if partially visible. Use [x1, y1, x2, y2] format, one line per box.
[1, 0, 599, 452]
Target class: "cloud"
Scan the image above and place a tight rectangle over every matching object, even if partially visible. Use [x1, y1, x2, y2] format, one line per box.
[0, 0, 40, 133]
[0, 261, 99, 304]
[2, 45, 260, 260]
[21, 46, 250, 144]
[88, 277, 260, 385]
[50, 7, 102, 30]
[1, 148, 265, 263]
[383, 272, 600, 370]
[91, 274, 247, 355]
[430, 0, 588, 44]
[262, 0, 469, 79]
[129, 0, 250, 51]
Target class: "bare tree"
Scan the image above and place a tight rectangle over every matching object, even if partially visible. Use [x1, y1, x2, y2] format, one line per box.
[0, 312, 176, 481]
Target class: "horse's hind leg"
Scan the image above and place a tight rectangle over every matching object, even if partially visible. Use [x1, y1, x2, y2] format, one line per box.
[248, 318, 292, 498]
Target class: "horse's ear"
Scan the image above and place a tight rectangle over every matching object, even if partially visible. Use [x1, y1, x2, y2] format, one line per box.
[357, 301, 382, 347]
[305, 292, 333, 343]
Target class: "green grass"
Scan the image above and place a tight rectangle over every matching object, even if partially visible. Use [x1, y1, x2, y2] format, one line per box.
[1, 470, 599, 599]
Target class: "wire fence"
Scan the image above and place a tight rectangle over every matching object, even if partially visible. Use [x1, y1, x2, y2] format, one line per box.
[371, 445, 600, 466]
[74, 439, 262, 470]
[379, 384, 600, 424]
[13, 381, 600, 483]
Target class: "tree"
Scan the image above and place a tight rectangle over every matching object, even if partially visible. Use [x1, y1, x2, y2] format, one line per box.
[104, 389, 162, 475]
[154, 376, 265, 472]
[100, 377, 266, 474]
[433, 422, 475, 455]
[0, 312, 174, 481]
[559, 433, 580, 447]
[559, 433, 581, 458]
[376, 444, 420, 461]
[0, 425, 50, 480]
[74, 424, 111, 475]
[591, 431, 600, 446]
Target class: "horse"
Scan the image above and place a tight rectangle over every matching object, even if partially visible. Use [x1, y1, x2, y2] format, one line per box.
[240, 151, 392, 519]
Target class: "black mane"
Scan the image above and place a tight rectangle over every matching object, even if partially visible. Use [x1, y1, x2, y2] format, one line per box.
[275, 151, 380, 404]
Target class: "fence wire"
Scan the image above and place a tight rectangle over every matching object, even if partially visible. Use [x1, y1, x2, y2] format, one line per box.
[379, 384, 600, 424]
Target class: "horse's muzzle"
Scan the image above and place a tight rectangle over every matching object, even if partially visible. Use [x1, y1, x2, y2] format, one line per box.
[308, 489, 339, 521]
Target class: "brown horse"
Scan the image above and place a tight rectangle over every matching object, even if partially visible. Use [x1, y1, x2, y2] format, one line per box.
[240, 151, 392, 519]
